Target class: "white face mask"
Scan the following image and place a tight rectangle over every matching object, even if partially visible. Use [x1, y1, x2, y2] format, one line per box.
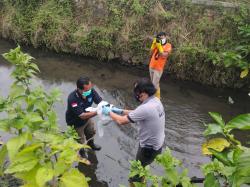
[161, 38, 166, 44]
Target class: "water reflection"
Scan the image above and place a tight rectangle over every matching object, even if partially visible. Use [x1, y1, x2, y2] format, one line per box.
[78, 151, 109, 187]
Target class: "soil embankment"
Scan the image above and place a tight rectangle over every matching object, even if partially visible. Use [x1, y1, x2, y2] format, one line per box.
[0, 0, 249, 88]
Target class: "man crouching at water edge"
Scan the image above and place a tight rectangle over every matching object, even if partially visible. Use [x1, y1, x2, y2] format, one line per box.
[102, 78, 165, 183]
[66, 77, 102, 157]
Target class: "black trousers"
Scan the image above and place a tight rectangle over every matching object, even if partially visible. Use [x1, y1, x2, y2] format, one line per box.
[129, 145, 162, 183]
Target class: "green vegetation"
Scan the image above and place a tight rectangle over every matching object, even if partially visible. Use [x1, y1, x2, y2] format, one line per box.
[0, 47, 89, 187]
[127, 112, 250, 187]
[0, 0, 249, 87]
[128, 149, 195, 187]
[202, 112, 250, 187]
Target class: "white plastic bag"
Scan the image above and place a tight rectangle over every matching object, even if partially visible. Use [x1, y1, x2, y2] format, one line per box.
[86, 101, 113, 137]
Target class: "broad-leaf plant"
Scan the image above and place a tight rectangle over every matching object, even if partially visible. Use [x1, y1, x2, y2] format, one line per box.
[0, 46, 89, 187]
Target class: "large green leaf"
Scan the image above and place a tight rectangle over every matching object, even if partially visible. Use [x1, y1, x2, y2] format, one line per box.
[204, 173, 220, 187]
[0, 145, 7, 176]
[54, 159, 69, 176]
[209, 149, 233, 166]
[156, 148, 181, 169]
[29, 63, 40, 73]
[208, 112, 225, 127]
[60, 149, 77, 164]
[48, 88, 62, 103]
[232, 148, 243, 163]
[10, 84, 26, 99]
[225, 113, 250, 131]
[2, 46, 21, 65]
[17, 143, 42, 156]
[35, 101, 48, 114]
[231, 150, 250, 187]
[15, 164, 41, 187]
[202, 159, 235, 178]
[24, 113, 44, 128]
[180, 171, 192, 187]
[59, 138, 88, 151]
[5, 152, 38, 173]
[26, 69, 37, 78]
[60, 169, 88, 187]
[0, 119, 10, 132]
[155, 148, 185, 186]
[231, 175, 250, 187]
[11, 118, 25, 130]
[236, 148, 250, 166]
[33, 131, 64, 144]
[21, 184, 39, 187]
[203, 123, 224, 136]
[36, 167, 54, 187]
[6, 132, 30, 161]
[165, 168, 179, 186]
[0, 100, 6, 112]
[26, 95, 37, 111]
[3, 46, 35, 86]
[47, 111, 58, 130]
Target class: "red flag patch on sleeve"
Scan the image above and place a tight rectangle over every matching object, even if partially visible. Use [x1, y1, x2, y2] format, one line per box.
[71, 102, 78, 107]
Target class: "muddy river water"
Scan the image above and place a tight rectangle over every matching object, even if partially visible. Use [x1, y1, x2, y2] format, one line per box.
[0, 39, 249, 187]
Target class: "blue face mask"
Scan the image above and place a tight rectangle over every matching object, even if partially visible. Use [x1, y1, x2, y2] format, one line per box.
[82, 89, 92, 97]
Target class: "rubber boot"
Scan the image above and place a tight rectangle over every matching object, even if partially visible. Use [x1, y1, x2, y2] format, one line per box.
[87, 140, 101, 151]
[79, 148, 87, 158]
[155, 88, 161, 99]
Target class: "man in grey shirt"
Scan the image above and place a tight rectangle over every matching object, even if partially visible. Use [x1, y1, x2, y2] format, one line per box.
[102, 78, 165, 183]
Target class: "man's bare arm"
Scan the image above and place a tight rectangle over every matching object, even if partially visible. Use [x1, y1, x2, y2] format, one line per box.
[79, 111, 97, 120]
[122, 109, 132, 115]
[110, 112, 130, 125]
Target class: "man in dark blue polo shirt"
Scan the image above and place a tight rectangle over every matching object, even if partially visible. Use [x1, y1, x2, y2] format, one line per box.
[66, 77, 102, 151]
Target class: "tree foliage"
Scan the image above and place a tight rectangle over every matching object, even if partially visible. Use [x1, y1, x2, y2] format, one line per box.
[0, 46, 89, 187]
[202, 112, 250, 187]
[128, 148, 195, 187]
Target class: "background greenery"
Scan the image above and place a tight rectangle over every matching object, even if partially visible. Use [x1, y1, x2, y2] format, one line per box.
[0, 0, 249, 88]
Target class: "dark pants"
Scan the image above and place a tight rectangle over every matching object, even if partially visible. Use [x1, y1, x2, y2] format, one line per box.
[129, 145, 162, 183]
[75, 119, 96, 144]
[136, 145, 162, 167]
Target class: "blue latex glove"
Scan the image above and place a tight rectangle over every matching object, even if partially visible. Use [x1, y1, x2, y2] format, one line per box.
[111, 106, 123, 115]
[102, 105, 111, 115]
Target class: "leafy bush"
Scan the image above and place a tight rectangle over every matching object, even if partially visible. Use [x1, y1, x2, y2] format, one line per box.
[210, 24, 250, 78]
[79, 27, 114, 60]
[128, 148, 194, 187]
[0, 46, 89, 187]
[201, 112, 250, 187]
[127, 112, 250, 187]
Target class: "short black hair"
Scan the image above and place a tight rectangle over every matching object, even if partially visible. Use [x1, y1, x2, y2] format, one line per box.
[134, 78, 156, 97]
[76, 77, 90, 89]
[156, 32, 166, 38]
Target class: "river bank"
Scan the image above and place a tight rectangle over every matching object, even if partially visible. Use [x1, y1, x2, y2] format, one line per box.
[0, 0, 250, 89]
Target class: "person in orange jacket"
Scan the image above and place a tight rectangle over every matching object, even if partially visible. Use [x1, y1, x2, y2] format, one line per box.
[149, 32, 172, 99]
